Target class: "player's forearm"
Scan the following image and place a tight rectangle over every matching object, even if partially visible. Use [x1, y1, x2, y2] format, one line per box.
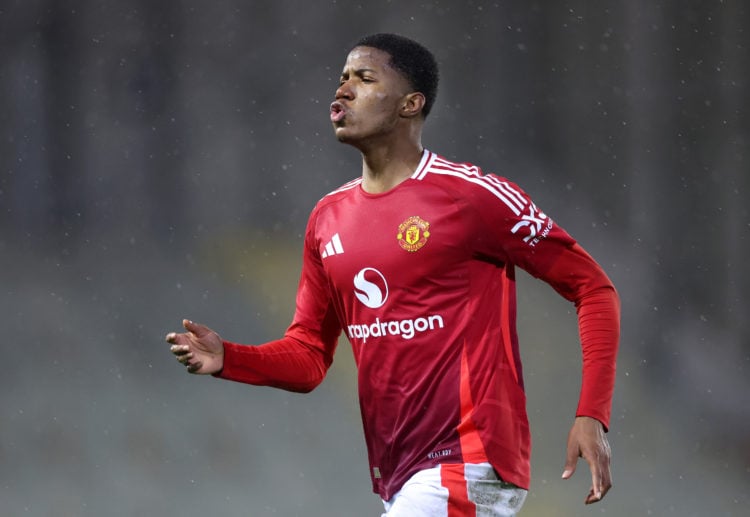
[216, 336, 334, 393]
[574, 285, 620, 429]
[540, 242, 620, 428]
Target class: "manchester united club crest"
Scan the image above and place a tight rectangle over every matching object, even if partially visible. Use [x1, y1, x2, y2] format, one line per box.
[397, 216, 431, 252]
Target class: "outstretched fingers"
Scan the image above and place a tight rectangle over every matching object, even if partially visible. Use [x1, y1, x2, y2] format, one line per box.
[166, 327, 193, 368]
[165, 319, 224, 375]
[170, 343, 203, 373]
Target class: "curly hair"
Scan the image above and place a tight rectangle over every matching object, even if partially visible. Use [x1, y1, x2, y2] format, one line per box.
[352, 33, 439, 118]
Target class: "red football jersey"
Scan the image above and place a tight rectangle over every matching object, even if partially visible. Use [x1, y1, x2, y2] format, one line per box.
[218, 150, 619, 500]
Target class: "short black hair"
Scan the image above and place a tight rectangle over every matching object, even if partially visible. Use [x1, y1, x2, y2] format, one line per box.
[352, 33, 439, 118]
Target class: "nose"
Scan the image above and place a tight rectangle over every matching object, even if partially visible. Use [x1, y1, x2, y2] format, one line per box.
[335, 80, 353, 100]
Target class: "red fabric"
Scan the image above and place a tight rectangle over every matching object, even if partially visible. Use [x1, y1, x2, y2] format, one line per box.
[541, 243, 620, 429]
[440, 464, 474, 517]
[215, 150, 620, 499]
[218, 333, 330, 394]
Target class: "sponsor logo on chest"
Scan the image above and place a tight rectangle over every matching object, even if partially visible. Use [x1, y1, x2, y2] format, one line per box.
[347, 267, 444, 343]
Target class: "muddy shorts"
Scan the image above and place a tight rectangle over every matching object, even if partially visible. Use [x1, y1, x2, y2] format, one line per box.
[381, 462, 528, 517]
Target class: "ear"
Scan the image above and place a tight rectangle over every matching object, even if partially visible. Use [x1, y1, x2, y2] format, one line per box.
[400, 92, 426, 119]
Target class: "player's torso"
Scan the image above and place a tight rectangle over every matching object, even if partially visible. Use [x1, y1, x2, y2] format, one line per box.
[314, 178, 472, 360]
[311, 163, 539, 498]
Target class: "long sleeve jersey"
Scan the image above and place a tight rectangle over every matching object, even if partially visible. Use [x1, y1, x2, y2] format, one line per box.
[217, 150, 620, 500]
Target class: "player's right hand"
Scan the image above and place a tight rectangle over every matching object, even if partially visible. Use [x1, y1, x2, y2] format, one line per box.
[166, 319, 224, 375]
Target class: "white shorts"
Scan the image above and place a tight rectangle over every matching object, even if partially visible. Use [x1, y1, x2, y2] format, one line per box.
[381, 463, 527, 517]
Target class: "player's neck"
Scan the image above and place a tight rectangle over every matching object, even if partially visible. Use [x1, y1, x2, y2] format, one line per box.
[359, 136, 424, 194]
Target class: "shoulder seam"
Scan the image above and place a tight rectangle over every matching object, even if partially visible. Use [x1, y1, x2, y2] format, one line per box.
[416, 158, 527, 216]
[324, 177, 362, 198]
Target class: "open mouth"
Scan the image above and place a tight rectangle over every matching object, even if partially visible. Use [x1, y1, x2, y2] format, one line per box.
[330, 101, 346, 123]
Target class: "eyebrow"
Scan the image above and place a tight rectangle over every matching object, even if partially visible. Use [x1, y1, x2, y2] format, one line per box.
[341, 67, 378, 78]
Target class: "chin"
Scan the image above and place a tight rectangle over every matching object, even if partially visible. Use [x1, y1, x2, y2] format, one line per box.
[334, 127, 356, 143]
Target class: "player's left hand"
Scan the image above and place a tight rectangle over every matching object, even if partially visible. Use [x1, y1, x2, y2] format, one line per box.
[561, 416, 612, 504]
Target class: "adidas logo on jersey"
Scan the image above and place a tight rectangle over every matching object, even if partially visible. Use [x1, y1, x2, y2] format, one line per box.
[321, 233, 344, 258]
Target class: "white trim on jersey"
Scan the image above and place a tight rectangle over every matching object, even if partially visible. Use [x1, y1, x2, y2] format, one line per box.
[320, 150, 529, 219]
[410, 149, 435, 179]
[324, 177, 362, 198]
[416, 152, 526, 216]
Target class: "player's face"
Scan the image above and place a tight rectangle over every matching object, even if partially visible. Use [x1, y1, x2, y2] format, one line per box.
[330, 46, 413, 146]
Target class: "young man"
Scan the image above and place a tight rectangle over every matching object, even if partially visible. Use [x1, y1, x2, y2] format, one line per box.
[167, 33, 620, 516]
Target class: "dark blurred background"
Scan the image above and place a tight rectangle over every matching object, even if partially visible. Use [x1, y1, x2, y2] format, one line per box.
[1, 1, 747, 516]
